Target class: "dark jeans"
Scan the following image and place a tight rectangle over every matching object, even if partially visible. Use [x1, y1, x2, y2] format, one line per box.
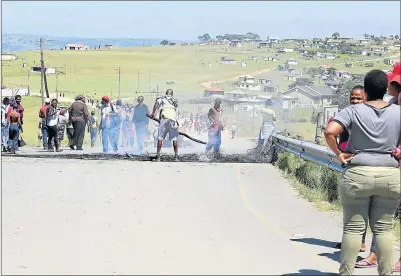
[370, 235, 376, 253]
[72, 121, 86, 149]
[8, 124, 20, 150]
[135, 122, 147, 153]
[47, 125, 59, 149]
[42, 124, 48, 148]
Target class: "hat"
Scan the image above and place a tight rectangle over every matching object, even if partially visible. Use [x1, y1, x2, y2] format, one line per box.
[393, 62, 400, 75]
[389, 74, 401, 85]
[388, 72, 395, 84]
[102, 96, 110, 102]
[45, 98, 51, 104]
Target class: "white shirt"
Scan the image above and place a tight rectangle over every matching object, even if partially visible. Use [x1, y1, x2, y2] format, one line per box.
[47, 110, 58, 127]
[232, 124, 237, 131]
[1, 104, 6, 125]
[100, 103, 116, 128]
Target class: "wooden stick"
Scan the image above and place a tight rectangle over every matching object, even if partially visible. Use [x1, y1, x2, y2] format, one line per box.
[146, 114, 207, 145]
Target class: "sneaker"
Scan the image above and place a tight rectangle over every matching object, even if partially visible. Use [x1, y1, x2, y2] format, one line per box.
[48, 147, 54, 152]
[69, 145, 75, 150]
[174, 155, 179, 162]
[56, 149, 63, 152]
[76, 148, 83, 151]
[155, 155, 161, 162]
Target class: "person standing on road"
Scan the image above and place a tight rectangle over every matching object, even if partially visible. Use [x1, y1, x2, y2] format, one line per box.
[2, 97, 10, 152]
[7, 103, 23, 154]
[258, 99, 276, 150]
[150, 89, 179, 162]
[325, 70, 401, 275]
[46, 99, 62, 152]
[39, 98, 51, 150]
[57, 109, 68, 145]
[15, 95, 24, 126]
[88, 110, 99, 148]
[68, 95, 89, 150]
[231, 122, 237, 139]
[205, 98, 223, 158]
[133, 96, 150, 154]
[99, 96, 119, 153]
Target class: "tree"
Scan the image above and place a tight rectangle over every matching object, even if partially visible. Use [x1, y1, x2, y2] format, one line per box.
[395, 35, 400, 40]
[215, 35, 223, 41]
[160, 40, 169, 46]
[198, 33, 211, 42]
[332, 79, 360, 109]
[332, 32, 340, 39]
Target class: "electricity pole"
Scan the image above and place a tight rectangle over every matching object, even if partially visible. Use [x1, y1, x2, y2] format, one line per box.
[148, 70, 151, 92]
[27, 70, 30, 96]
[137, 70, 140, 93]
[65, 60, 67, 78]
[40, 38, 45, 105]
[118, 67, 121, 99]
[56, 72, 59, 100]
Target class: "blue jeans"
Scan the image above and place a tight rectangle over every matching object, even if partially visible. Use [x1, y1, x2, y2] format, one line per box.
[42, 124, 48, 148]
[2, 124, 9, 147]
[90, 128, 97, 146]
[206, 128, 221, 152]
[102, 127, 118, 153]
[8, 124, 20, 150]
[135, 122, 147, 154]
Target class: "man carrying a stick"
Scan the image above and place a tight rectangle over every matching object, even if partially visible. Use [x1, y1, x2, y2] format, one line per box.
[150, 89, 179, 162]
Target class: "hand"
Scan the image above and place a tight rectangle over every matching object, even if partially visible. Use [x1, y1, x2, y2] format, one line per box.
[337, 152, 354, 165]
[392, 147, 401, 160]
[150, 114, 155, 119]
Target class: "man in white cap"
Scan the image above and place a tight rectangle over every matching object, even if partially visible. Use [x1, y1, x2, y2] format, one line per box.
[38, 98, 51, 149]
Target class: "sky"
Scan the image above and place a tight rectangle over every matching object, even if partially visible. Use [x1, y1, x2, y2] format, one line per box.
[2, 1, 400, 40]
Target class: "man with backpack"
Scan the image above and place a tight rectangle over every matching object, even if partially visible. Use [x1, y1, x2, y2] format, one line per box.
[99, 96, 120, 153]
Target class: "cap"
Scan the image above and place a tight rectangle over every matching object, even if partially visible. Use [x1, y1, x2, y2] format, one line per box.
[45, 98, 51, 103]
[102, 96, 110, 102]
[389, 74, 401, 85]
[388, 72, 395, 84]
[392, 62, 400, 75]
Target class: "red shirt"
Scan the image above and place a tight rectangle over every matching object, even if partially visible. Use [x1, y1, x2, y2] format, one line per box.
[39, 105, 49, 120]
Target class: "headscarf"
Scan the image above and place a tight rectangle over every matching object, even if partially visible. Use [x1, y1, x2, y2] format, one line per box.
[75, 94, 83, 101]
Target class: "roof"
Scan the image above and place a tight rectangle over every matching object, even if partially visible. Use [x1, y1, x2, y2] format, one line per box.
[283, 85, 336, 98]
[205, 87, 224, 92]
[226, 90, 247, 95]
[239, 75, 254, 78]
[66, 43, 87, 47]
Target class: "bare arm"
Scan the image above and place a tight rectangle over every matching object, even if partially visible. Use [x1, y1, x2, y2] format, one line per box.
[151, 102, 159, 117]
[324, 121, 343, 157]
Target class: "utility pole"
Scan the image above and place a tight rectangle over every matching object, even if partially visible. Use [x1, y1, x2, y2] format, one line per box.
[65, 60, 67, 78]
[148, 70, 151, 92]
[56, 72, 59, 100]
[27, 70, 30, 96]
[137, 70, 140, 93]
[118, 67, 121, 99]
[40, 38, 45, 105]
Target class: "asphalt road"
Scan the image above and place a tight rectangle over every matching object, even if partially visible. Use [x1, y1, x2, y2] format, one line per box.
[4, 155, 399, 275]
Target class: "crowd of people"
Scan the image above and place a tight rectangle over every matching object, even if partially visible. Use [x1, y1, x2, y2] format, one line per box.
[1, 95, 24, 153]
[324, 64, 401, 275]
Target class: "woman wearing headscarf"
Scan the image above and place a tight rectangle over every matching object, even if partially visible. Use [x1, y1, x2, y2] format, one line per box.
[325, 70, 401, 275]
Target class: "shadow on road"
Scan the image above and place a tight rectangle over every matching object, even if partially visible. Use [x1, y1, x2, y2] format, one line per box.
[290, 238, 338, 248]
[282, 269, 338, 275]
[318, 251, 341, 263]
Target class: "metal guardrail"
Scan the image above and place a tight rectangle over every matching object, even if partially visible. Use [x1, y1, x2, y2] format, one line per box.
[271, 133, 344, 172]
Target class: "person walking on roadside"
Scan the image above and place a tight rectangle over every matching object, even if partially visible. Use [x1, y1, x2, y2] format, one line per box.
[99, 96, 119, 153]
[231, 122, 237, 139]
[39, 98, 51, 149]
[68, 94, 89, 150]
[15, 95, 24, 126]
[46, 99, 62, 152]
[88, 110, 99, 148]
[2, 97, 10, 152]
[325, 70, 401, 275]
[7, 103, 23, 154]
[57, 109, 68, 145]
[205, 98, 224, 158]
[150, 89, 179, 162]
[258, 99, 276, 150]
[133, 96, 150, 154]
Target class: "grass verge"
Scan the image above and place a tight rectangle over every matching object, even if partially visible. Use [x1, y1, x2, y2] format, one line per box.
[275, 151, 400, 243]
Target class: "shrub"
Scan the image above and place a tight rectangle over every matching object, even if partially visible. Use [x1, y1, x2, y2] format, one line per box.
[277, 152, 302, 174]
[320, 167, 341, 202]
[294, 162, 321, 189]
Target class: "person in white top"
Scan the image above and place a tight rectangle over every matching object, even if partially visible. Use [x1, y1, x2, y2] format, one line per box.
[1, 97, 10, 152]
[232, 122, 237, 139]
[46, 99, 62, 152]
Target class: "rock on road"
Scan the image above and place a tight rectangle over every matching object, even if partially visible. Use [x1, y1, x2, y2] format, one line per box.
[2, 157, 397, 275]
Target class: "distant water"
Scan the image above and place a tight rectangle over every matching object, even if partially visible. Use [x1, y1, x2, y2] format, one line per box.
[1, 33, 182, 52]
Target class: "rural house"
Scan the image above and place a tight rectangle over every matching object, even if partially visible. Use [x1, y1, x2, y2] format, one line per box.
[282, 85, 336, 107]
[1, 54, 18, 61]
[229, 40, 242, 48]
[238, 75, 260, 91]
[221, 57, 236, 65]
[64, 43, 89, 50]
[204, 87, 224, 97]
[286, 58, 298, 65]
[258, 76, 272, 85]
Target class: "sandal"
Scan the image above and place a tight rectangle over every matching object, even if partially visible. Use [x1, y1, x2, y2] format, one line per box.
[355, 260, 377, 268]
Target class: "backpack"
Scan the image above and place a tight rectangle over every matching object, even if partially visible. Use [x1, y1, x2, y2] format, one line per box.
[109, 104, 122, 128]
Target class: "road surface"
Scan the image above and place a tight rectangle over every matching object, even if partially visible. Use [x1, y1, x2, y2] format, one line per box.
[3, 155, 399, 275]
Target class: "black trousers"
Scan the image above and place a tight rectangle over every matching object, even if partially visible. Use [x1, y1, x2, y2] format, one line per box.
[47, 125, 59, 149]
[72, 121, 86, 149]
